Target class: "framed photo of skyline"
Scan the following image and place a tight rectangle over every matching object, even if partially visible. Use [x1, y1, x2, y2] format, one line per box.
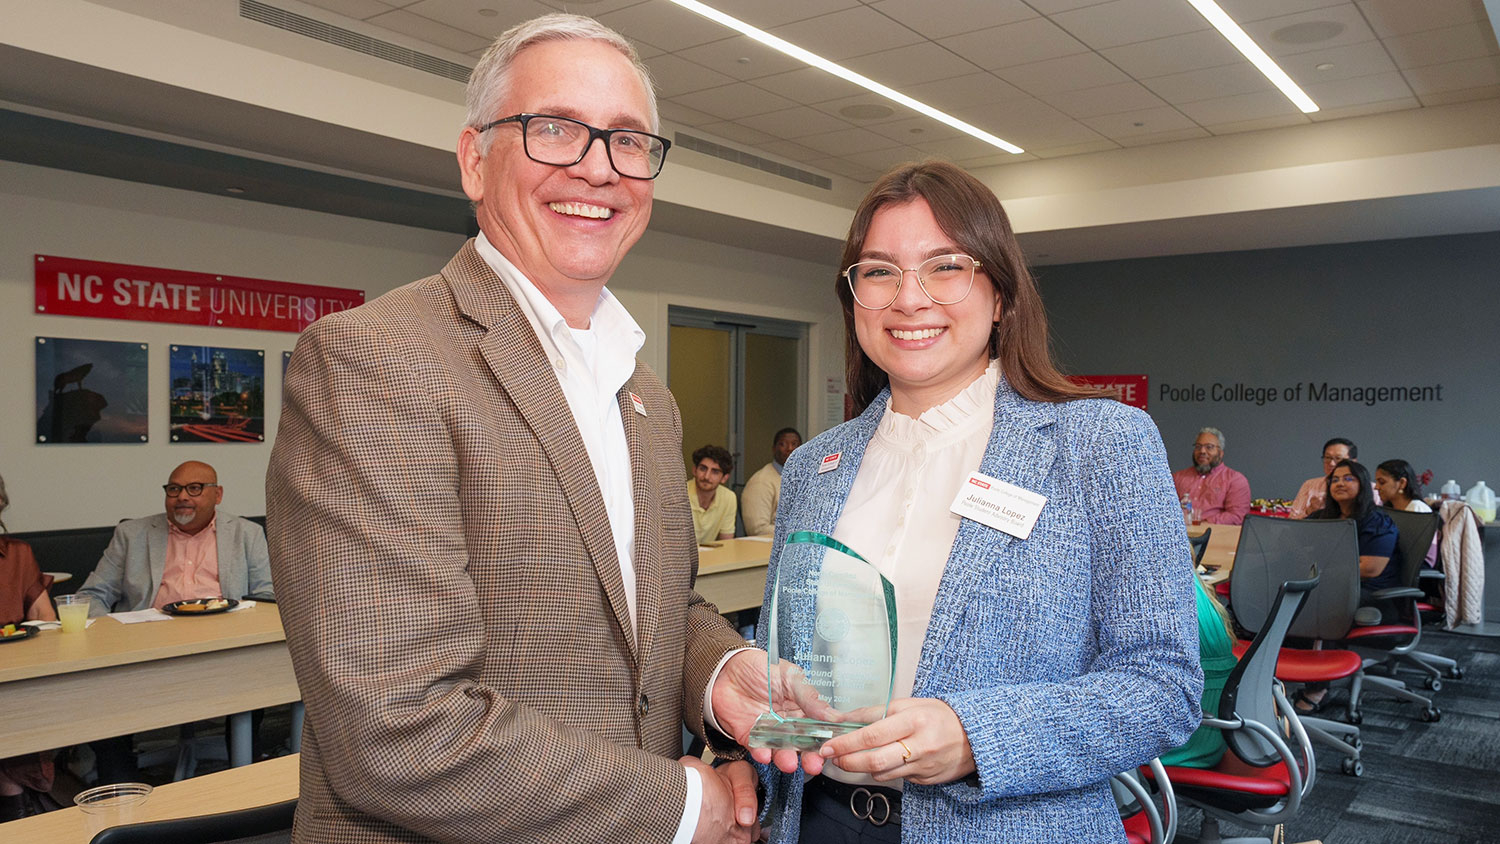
[35, 337, 149, 444]
[169, 345, 265, 443]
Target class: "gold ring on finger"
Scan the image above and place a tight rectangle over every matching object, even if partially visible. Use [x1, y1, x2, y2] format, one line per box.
[897, 739, 912, 763]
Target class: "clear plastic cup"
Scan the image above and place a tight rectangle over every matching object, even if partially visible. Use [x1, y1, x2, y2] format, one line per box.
[75, 782, 153, 834]
[56, 595, 90, 633]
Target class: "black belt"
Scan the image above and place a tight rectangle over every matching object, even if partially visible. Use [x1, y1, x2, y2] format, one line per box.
[807, 775, 902, 827]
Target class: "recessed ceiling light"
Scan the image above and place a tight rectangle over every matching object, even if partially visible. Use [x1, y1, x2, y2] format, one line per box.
[1132, 121, 1145, 127]
[477, 8, 498, 17]
[662, 0, 1023, 154]
[840, 104, 895, 120]
[1186, 0, 1318, 113]
[225, 186, 245, 194]
[737, 56, 750, 64]
[1272, 21, 1345, 44]
[909, 128, 924, 134]
[1316, 62, 1335, 71]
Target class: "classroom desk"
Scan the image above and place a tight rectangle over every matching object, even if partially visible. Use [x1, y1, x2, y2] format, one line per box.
[0, 753, 300, 843]
[1189, 523, 1240, 580]
[0, 604, 298, 765]
[696, 537, 773, 614]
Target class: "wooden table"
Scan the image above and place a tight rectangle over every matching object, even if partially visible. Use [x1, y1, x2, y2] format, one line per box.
[0, 605, 298, 765]
[0, 753, 299, 843]
[1189, 523, 1240, 583]
[696, 537, 773, 614]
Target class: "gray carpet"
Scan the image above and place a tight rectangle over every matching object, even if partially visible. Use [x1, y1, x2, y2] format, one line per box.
[1174, 628, 1500, 844]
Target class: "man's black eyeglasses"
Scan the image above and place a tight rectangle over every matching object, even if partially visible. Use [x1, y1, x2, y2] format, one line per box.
[163, 483, 219, 497]
[477, 113, 671, 180]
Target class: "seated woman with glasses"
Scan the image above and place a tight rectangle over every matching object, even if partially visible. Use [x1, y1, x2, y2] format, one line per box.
[0, 474, 58, 820]
[750, 161, 1201, 843]
[1375, 459, 1437, 567]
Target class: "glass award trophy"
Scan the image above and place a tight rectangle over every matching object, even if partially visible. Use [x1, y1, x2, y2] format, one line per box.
[747, 530, 897, 751]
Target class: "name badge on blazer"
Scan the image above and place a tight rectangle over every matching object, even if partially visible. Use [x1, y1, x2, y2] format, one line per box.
[949, 471, 1046, 540]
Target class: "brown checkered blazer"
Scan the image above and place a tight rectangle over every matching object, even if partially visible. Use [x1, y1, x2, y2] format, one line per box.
[267, 240, 747, 843]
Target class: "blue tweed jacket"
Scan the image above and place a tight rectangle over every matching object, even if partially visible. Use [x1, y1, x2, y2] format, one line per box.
[757, 377, 1202, 843]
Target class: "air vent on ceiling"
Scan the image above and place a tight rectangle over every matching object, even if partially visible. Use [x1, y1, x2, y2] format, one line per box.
[239, 0, 472, 83]
[676, 133, 832, 190]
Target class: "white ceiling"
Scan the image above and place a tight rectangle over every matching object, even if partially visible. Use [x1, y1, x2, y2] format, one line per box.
[295, 0, 1500, 182]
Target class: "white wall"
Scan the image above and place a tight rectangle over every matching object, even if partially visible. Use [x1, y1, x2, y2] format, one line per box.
[1, 161, 844, 531]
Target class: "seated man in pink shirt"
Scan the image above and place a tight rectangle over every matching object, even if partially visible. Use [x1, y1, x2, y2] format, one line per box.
[74, 460, 272, 783]
[1172, 427, 1251, 525]
[74, 460, 271, 616]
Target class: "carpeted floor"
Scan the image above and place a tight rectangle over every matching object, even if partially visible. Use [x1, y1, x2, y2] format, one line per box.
[1174, 628, 1500, 844]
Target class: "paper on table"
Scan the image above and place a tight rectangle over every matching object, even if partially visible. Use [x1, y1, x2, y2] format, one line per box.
[228, 600, 257, 612]
[23, 618, 97, 630]
[739, 535, 773, 542]
[110, 609, 173, 624]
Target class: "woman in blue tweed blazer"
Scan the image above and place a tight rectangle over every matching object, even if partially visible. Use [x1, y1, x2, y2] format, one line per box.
[750, 162, 1201, 843]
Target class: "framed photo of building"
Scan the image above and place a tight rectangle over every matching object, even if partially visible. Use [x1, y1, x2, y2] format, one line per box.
[35, 337, 149, 443]
[169, 345, 265, 443]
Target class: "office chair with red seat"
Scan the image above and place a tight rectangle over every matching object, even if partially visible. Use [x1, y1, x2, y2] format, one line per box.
[1116, 758, 1176, 844]
[1361, 507, 1458, 690]
[1150, 574, 1317, 844]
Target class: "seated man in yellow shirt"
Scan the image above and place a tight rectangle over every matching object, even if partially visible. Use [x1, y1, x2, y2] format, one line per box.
[687, 445, 736, 545]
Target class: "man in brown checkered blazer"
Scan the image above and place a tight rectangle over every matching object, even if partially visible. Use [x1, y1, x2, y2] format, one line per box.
[267, 14, 766, 844]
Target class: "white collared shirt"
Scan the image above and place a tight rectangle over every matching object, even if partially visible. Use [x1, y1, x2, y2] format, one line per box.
[473, 235, 703, 843]
[475, 232, 645, 627]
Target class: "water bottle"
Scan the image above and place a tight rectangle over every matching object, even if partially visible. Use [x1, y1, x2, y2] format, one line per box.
[1440, 479, 1462, 501]
[1181, 494, 1197, 525]
[1465, 481, 1496, 523]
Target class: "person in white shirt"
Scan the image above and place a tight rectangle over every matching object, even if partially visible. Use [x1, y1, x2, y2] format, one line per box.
[740, 428, 801, 536]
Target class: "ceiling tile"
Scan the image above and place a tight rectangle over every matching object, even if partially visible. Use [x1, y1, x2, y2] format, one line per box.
[1080, 105, 1198, 138]
[807, 157, 883, 182]
[1242, 4, 1377, 58]
[1141, 63, 1273, 104]
[903, 72, 1028, 113]
[736, 106, 854, 138]
[1050, 0, 1210, 50]
[809, 92, 921, 125]
[1381, 23, 1500, 70]
[365, 9, 494, 53]
[696, 121, 779, 146]
[535, 0, 651, 12]
[1416, 83, 1500, 106]
[795, 126, 904, 155]
[769, 6, 925, 61]
[1306, 97, 1419, 120]
[1100, 29, 1245, 78]
[996, 52, 1132, 96]
[1202, 113, 1311, 134]
[751, 67, 867, 103]
[1115, 126, 1213, 146]
[705, 0, 865, 29]
[1215, 0, 1351, 22]
[757, 139, 828, 163]
[865, 116, 966, 144]
[912, 134, 1020, 160]
[1174, 88, 1304, 124]
[939, 17, 1091, 70]
[598, 0, 735, 52]
[1047, 82, 1169, 118]
[845, 146, 929, 171]
[956, 97, 1072, 129]
[867, 0, 1036, 40]
[643, 54, 736, 97]
[955, 151, 1033, 167]
[401, 0, 556, 38]
[1030, 138, 1121, 158]
[842, 42, 984, 88]
[674, 36, 806, 80]
[1356, 0, 1488, 38]
[670, 82, 798, 120]
[1001, 119, 1109, 149]
[297, 0, 400, 20]
[1278, 39, 1398, 85]
[1301, 70, 1414, 107]
[1401, 54, 1500, 95]
[658, 100, 723, 127]
[1025, 0, 1116, 12]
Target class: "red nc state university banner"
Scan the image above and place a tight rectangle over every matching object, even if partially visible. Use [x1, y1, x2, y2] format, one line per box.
[35, 255, 365, 333]
[1069, 374, 1149, 410]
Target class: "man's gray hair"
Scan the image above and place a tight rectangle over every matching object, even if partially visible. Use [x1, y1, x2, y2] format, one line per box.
[1198, 427, 1226, 449]
[465, 13, 658, 152]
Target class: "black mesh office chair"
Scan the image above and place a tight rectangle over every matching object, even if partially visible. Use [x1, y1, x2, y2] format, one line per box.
[89, 799, 295, 844]
[1364, 507, 1457, 689]
[1188, 527, 1212, 568]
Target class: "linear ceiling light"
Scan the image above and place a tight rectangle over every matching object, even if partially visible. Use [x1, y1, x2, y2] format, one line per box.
[1186, 0, 1319, 113]
[662, 0, 1024, 154]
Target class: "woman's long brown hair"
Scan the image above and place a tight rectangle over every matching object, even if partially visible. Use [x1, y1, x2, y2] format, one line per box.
[838, 161, 1100, 415]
